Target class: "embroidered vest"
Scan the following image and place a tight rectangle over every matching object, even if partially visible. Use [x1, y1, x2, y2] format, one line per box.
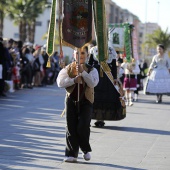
[66, 62, 94, 103]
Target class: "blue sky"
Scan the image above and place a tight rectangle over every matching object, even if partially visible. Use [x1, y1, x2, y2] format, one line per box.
[112, 0, 170, 32]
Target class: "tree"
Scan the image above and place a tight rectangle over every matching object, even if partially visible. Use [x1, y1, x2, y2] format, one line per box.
[26, 0, 51, 43]
[0, 0, 10, 37]
[144, 28, 170, 51]
[2, 0, 50, 42]
[0, 10, 4, 37]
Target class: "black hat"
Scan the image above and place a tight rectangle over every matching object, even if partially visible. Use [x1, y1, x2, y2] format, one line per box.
[8, 38, 14, 43]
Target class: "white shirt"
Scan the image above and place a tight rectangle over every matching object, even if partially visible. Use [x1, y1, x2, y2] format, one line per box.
[26, 53, 34, 63]
[117, 66, 124, 78]
[121, 62, 140, 75]
[57, 65, 99, 88]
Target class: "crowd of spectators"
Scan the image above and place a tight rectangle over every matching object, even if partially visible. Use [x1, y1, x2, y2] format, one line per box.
[0, 37, 61, 97]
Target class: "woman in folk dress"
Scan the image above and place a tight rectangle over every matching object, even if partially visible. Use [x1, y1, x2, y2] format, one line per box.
[145, 44, 170, 103]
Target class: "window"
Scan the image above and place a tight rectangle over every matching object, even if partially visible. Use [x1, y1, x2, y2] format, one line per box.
[139, 33, 143, 37]
[14, 33, 19, 39]
[36, 21, 42, 26]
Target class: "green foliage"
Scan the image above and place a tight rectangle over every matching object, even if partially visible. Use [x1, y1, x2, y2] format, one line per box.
[0, 0, 51, 41]
[6, 0, 50, 23]
[145, 28, 170, 51]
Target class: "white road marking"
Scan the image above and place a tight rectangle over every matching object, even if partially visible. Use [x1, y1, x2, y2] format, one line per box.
[0, 104, 24, 108]
[38, 108, 63, 112]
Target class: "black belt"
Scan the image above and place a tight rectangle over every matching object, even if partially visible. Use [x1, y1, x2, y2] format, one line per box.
[125, 74, 135, 78]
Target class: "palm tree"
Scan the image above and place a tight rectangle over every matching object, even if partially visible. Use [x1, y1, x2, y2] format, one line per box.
[0, 0, 10, 37]
[26, 0, 51, 43]
[6, 0, 50, 42]
[0, 10, 4, 37]
[144, 28, 170, 52]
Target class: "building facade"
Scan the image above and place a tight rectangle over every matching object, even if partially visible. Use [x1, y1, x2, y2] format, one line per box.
[138, 22, 160, 58]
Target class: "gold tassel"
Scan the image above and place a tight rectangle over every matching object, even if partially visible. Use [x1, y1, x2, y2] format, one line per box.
[46, 58, 51, 68]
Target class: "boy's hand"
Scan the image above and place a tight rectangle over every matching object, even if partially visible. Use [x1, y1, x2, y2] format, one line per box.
[76, 64, 84, 73]
[74, 75, 82, 83]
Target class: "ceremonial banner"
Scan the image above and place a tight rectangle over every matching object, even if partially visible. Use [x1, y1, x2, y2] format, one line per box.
[124, 23, 132, 63]
[93, 0, 108, 62]
[108, 23, 133, 63]
[132, 28, 139, 60]
[62, 0, 92, 49]
[109, 24, 125, 52]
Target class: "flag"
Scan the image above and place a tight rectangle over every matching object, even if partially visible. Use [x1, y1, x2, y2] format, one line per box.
[62, 0, 92, 49]
[124, 23, 133, 63]
[46, 0, 57, 57]
[132, 27, 139, 60]
[108, 24, 125, 52]
[93, 0, 108, 62]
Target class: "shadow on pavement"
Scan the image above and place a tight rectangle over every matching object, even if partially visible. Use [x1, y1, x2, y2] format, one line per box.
[0, 111, 65, 170]
[76, 161, 146, 170]
[101, 126, 170, 136]
[136, 99, 170, 105]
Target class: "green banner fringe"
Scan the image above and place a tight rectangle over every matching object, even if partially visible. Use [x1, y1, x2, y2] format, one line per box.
[94, 0, 108, 62]
[46, 0, 57, 57]
[124, 23, 132, 63]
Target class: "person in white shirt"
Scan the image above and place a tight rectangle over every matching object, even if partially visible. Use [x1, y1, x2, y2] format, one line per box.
[121, 58, 140, 106]
[145, 44, 170, 103]
[57, 46, 99, 163]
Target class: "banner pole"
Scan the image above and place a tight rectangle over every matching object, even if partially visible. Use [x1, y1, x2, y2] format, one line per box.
[77, 48, 81, 113]
[77, 48, 80, 102]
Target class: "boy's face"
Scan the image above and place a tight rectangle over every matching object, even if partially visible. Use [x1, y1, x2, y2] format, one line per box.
[8, 42, 12, 48]
[74, 48, 88, 64]
[12, 42, 18, 48]
[117, 62, 121, 67]
[157, 46, 164, 54]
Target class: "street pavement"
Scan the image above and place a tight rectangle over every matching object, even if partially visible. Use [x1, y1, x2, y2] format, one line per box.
[0, 85, 170, 170]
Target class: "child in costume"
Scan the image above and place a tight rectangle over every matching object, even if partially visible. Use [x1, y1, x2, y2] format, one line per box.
[121, 58, 140, 106]
[57, 46, 99, 162]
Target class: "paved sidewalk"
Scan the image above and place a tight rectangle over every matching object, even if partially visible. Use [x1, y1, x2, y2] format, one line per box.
[0, 87, 170, 170]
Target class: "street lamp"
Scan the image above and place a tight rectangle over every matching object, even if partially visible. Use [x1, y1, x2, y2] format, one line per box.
[157, 1, 160, 24]
[144, 0, 148, 58]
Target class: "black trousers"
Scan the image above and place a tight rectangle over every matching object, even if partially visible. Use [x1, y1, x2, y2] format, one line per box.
[0, 79, 5, 94]
[21, 67, 32, 85]
[0, 68, 6, 94]
[65, 96, 93, 158]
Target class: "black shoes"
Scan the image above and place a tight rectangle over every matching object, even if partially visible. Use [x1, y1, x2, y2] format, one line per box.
[156, 99, 162, 103]
[0, 92, 6, 97]
[27, 85, 33, 89]
[156, 94, 162, 103]
[94, 121, 105, 127]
